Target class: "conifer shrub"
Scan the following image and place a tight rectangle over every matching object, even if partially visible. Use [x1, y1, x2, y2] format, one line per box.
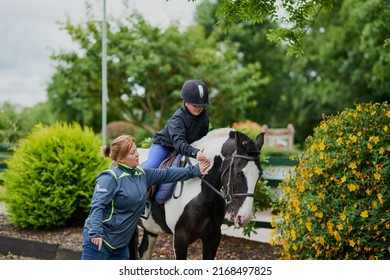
[3, 122, 110, 229]
[271, 102, 389, 259]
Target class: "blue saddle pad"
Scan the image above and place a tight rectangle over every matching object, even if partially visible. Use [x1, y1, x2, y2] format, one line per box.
[154, 154, 183, 204]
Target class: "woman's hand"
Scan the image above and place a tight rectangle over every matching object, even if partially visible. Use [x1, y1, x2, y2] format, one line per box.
[197, 148, 210, 176]
[196, 148, 210, 164]
[91, 237, 103, 250]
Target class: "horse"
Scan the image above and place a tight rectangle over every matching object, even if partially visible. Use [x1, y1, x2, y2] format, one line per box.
[136, 128, 265, 260]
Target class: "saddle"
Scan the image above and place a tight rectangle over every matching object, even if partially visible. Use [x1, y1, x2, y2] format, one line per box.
[141, 151, 186, 234]
[146, 151, 185, 203]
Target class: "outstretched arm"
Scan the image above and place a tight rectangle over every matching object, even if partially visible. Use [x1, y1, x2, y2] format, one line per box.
[145, 160, 210, 187]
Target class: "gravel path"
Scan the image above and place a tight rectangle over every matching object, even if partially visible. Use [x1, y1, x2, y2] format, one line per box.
[0, 201, 6, 215]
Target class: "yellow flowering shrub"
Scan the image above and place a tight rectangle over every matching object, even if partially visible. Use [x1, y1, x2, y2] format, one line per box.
[271, 102, 389, 259]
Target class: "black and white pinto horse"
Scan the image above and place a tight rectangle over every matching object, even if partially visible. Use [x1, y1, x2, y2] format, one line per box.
[137, 128, 264, 260]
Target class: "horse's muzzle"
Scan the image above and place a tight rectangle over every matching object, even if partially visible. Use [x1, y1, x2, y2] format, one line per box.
[227, 212, 250, 228]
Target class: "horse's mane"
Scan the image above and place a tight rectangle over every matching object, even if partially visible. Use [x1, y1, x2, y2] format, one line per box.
[206, 127, 235, 138]
[192, 127, 234, 147]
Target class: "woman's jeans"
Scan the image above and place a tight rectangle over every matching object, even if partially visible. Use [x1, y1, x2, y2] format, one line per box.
[81, 228, 129, 260]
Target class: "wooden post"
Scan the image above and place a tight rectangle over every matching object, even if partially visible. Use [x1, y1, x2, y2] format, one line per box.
[262, 124, 295, 150]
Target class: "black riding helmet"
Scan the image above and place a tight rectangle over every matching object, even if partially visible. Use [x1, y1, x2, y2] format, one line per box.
[180, 80, 209, 106]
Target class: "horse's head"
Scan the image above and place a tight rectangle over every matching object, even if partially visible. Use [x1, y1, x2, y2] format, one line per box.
[221, 130, 264, 227]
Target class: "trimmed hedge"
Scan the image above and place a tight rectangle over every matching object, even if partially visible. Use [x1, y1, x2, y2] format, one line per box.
[2, 122, 110, 229]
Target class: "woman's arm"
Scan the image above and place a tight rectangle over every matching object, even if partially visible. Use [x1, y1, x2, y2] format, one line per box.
[145, 160, 209, 187]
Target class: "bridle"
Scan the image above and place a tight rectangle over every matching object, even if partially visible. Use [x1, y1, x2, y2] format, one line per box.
[220, 151, 261, 205]
[189, 150, 261, 206]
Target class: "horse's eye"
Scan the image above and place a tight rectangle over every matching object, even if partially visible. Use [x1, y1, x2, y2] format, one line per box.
[235, 171, 244, 177]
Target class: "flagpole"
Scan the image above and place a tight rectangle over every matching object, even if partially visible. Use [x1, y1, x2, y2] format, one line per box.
[102, 0, 108, 145]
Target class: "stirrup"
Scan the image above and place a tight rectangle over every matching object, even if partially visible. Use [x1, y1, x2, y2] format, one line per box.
[140, 199, 151, 219]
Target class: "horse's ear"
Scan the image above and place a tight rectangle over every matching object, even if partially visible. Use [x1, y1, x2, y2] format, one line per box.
[255, 132, 265, 151]
[234, 131, 246, 154]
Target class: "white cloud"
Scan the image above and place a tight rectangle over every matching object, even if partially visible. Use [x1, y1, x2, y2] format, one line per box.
[0, 0, 197, 108]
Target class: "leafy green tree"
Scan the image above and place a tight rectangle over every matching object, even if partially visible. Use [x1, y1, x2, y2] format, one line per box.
[195, 0, 296, 128]
[0, 102, 54, 143]
[0, 102, 21, 143]
[278, 0, 390, 142]
[186, 0, 337, 56]
[48, 9, 265, 135]
[193, 0, 389, 145]
[194, 0, 389, 141]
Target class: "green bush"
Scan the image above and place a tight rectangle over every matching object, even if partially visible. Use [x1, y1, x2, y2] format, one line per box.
[3, 122, 110, 229]
[271, 102, 389, 259]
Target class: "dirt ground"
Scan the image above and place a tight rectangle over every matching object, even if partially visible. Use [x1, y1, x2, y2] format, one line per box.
[0, 214, 280, 260]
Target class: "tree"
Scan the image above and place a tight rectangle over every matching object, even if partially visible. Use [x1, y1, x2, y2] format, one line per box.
[195, 0, 296, 128]
[48, 9, 265, 135]
[185, 0, 337, 56]
[278, 0, 390, 142]
[0, 102, 21, 143]
[192, 0, 389, 144]
[0, 102, 54, 143]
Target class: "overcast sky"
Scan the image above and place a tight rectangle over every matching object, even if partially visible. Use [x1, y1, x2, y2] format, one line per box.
[0, 0, 197, 108]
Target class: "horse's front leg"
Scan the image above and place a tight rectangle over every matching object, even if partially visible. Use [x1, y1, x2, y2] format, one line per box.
[173, 233, 190, 260]
[139, 230, 158, 260]
[201, 229, 221, 260]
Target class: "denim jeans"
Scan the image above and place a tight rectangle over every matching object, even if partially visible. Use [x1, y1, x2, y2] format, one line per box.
[81, 228, 129, 260]
[145, 144, 173, 168]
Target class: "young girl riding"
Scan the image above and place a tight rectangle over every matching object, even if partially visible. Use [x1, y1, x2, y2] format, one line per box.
[145, 79, 210, 169]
